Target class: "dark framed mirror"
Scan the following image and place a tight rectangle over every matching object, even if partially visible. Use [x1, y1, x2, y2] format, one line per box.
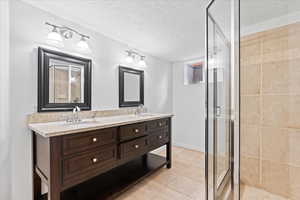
[119, 66, 144, 107]
[38, 47, 92, 112]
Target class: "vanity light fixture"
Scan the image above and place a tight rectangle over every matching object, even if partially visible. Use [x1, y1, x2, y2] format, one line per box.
[77, 36, 90, 52]
[46, 25, 64, 47]
[125, 50, 146, 67]
[45, 22, 91, 52]
[125, 50, 134, 63]
[138, 56, 146, 67]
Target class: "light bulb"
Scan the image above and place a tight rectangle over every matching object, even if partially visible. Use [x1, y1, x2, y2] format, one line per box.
[77, 36, 91, 52]
[126, 51, 134, 63]
[47, 27, 64, 47]
[139, 56, 146, 67]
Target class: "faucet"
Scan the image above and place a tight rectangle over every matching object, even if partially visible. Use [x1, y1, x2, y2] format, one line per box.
[66, 106, 82, 124]
[135, 104, 144, 116]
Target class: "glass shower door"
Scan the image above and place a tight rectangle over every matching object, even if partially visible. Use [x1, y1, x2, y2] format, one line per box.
[205, 0, 240, 199]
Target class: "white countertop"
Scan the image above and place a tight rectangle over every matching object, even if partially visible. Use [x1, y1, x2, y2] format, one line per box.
[28, 113, 173, 138]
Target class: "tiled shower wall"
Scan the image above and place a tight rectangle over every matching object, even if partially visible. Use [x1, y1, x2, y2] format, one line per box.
[240, 22, 300, 199]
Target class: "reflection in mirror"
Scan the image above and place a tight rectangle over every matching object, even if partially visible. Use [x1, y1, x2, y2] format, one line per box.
[124, 72, 140, 102]
[49, 59, 85, 103]
[38, 47, 92, 112]
[119, 66, 144, 107]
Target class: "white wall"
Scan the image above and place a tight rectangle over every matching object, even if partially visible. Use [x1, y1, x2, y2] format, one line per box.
[9, 1, 172, 200]
[0, 0, 11, 200]
[172, 61, 205, 152]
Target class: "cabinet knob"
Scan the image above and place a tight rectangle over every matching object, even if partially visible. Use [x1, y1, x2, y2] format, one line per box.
[134, 129, 139, 133]
[159, 123, 163, 126]
[92, 158, 98, 163]
[159, 135, 163, 139]
[134, 145, 139, 149]
[92, 137, 98, 142]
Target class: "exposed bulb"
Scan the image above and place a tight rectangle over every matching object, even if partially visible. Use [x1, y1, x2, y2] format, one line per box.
[47, 27, 64, 47]
[139, 56, 146, 67]
[126, 52, 134, 63]
[77, 36, 91, 52]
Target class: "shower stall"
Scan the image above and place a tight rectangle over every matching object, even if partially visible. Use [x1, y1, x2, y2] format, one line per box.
[206, 0, 300, 199]
[239, 0, 300, 199]
[205, 0, 240, 199]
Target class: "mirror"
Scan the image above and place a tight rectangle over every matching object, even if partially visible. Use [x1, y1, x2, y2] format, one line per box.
[49, 59, 85, 104]
[119, 66, 144, 107]
[38, 47, 92, 112]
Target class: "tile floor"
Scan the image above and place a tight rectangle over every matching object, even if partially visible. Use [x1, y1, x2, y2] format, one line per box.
[116, 146, 205, 200]
[240, 185, 289, 200]
[115, 146, 288, 200]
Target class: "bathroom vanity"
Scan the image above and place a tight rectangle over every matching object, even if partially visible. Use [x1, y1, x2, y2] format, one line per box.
[29, 113, 172, 200]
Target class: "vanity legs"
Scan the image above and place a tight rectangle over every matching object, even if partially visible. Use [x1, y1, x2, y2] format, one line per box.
[166, 142, 172, 169]
[166, 119, 172, 169]
[33, 171, 42, 200]
[142, 154, 148, 164]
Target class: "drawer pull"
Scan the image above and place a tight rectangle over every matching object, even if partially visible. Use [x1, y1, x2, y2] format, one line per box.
[159, 135, 163, 139]
[92, 137, 98, 142]
[92, 158, 98, 163]
[134, 129, 139, 133]
[134, 145, 139, 149]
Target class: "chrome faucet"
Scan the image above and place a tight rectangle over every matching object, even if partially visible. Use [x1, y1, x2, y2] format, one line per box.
[66, 106, 82, 124]
[135, 104, 144, 116]
[73, 106, 81, 123]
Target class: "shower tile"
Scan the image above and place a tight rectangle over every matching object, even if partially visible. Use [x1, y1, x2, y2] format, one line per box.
[241, 39, 262, 65]
[240, 156, 260, 187]
[262, 33, 289, 63]
[288, 59, 300, 94]
[288, 95, 300, 129]
[289, 165, 300, 200]
[261, 127, 288, 163]
[288, 129, 300, 167]
[262, 61, 289, 94]
[241, 124, 260, 158]
[241, 64, 261, 95]
[262, 95, 289, 128]
[261, 160, 290, 198]
[241, 95, 260, 125]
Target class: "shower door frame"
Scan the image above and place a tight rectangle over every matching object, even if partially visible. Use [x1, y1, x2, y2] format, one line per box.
[205, 0, 240, 199]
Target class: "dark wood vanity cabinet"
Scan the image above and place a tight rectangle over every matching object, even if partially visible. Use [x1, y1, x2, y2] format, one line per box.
[32, 117, 172, 200]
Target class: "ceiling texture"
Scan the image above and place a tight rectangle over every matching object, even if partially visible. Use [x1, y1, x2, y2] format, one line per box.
[22, 0, 208, 62]
[21, 0, 300, 62]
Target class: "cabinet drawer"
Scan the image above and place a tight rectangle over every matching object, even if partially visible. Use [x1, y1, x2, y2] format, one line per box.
[62, 128, 117, 156]
[62, 145, 117, 181]
[119, 123, 146, 142]
[120, 137, 148, 159]
[148, 131, 169, 151]
[147, 118, 169, 132]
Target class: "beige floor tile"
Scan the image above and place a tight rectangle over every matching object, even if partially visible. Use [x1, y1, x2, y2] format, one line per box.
[117, 146, 205, 200]
[241, 185, 289, 200]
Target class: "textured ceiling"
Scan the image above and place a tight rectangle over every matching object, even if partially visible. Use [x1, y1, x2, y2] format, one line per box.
[21, 0, 300, 62]
[22, 0, 208, 62]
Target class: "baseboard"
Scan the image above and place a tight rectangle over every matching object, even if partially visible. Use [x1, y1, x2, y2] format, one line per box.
[172, 142, 204, 152]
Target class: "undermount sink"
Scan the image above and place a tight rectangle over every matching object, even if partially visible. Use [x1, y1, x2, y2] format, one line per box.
[63, 119, 98, 126]
[135, 113, 156, 117]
